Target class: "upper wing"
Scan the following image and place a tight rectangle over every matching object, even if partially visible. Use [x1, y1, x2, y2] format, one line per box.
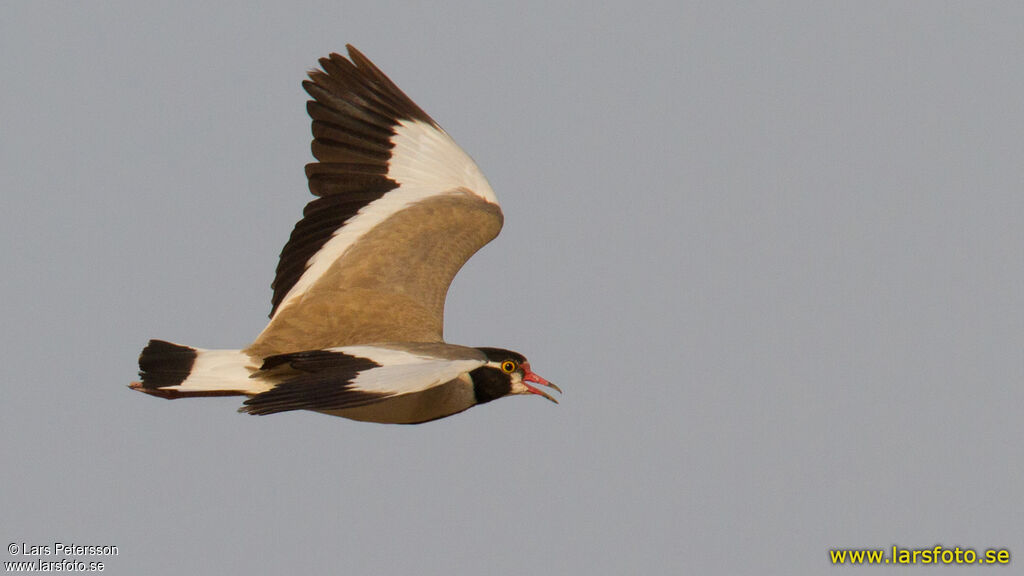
[246, 46, 502, 358]
[240, 343, 486, 415]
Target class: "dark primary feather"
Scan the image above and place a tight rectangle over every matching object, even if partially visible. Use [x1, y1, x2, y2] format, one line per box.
[269, 45, 438, 318]
[242, 349, 383, 415]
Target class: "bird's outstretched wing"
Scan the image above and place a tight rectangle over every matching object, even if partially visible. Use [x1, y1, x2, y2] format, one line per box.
[241, 343, 486, 415]
[246, 46, 502, 358]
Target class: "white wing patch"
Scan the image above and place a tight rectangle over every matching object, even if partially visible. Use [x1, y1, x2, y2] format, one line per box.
[337, 345, 485, 397]
[271, 119, 497, 317]
[390, 119, 497, 204]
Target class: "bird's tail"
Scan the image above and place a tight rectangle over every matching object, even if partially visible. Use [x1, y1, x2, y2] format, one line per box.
[129, 339, 268, 399]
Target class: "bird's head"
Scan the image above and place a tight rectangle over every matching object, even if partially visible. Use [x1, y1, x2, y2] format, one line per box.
[471, 347, 560, 405]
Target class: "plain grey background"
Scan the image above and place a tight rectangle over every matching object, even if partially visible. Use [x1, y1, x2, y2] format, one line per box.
[3, 2, 1021, 574]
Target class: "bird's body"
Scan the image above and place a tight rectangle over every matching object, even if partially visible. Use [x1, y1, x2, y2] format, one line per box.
[130, 46, 558, 423]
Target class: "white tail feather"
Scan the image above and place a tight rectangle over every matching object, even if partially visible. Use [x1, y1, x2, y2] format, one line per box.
[133, 340, 270, 398]
[177, 349, 267, 394]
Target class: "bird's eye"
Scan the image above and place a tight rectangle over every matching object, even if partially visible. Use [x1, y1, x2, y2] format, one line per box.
[501, 360, 517, 373]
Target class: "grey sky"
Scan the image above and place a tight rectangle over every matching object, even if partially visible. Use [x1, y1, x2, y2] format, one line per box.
[2, 2, 1022, 574]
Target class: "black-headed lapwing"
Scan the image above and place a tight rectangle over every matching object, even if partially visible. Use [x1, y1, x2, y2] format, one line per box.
[130, 46, 559, 424]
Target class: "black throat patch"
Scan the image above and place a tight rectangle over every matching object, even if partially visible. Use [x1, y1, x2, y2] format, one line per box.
[470, 366, 512, 404]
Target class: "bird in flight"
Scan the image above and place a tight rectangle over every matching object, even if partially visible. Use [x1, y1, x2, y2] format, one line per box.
[130, 46, 559, 423]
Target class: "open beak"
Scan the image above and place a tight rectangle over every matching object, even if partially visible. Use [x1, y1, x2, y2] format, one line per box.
[523, 366, 561, 404]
